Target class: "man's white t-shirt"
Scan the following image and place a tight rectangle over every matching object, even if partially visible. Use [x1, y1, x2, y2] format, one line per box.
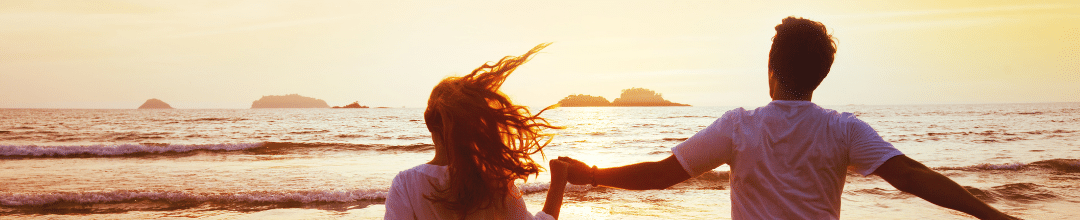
[672, 100, 903, 219]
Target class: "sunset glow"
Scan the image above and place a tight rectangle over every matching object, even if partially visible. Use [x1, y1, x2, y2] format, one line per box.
[2, 1, 1077, 108]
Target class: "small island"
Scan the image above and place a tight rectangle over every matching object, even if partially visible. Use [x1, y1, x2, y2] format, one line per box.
[557, 94, 612, 107]
[251, 94, 330, 108]
[557, 88, 690, 107]
[333, 101, 370, 108]
[137, 98, 174, 109]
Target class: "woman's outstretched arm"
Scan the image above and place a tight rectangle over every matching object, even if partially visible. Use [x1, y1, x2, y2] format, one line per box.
[542, 159, 568, 219]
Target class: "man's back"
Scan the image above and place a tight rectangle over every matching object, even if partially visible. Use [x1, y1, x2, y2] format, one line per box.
[672, 100, 902, 219]
[559, 16, 1015, 220]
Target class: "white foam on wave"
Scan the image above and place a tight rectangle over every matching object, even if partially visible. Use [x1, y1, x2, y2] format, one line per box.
[1, 183, 589, 206]
[0, 189, 387, 206]
[0, 143, 265, 156]
[973, 162, 1026, 170]
[0, 182, 595, 206]
[518, 182, 592, 195]
[518, 182, 551, 194]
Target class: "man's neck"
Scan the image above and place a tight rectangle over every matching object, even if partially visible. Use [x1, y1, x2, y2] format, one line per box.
[772, 98, 812, 102]
[770, 92, 812, 101]
[769, 87, 813, 101]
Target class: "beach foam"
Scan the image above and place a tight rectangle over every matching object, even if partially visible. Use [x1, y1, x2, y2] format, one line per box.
[0, 183, 567, 207]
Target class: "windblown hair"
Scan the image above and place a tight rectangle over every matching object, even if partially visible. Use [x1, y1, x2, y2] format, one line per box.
[423, 43, 560, 217]
[769, 16, 837, 93]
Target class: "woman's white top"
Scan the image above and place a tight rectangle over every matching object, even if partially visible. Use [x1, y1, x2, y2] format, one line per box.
[384, 164, 554, 220]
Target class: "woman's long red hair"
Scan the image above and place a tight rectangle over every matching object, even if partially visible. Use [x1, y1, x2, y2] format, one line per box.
[423, 43, 560, 217]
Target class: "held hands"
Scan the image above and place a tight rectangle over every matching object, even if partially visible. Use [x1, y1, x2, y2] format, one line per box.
[548, 159, 568, 186]
[557, 156, 595, 186]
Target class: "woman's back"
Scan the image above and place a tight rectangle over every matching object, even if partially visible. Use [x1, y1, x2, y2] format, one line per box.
[384, 164, 543, 220]
[384, 43, 566, 220]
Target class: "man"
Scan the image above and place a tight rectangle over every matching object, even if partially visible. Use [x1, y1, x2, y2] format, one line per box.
[558, 17, 1016, 219]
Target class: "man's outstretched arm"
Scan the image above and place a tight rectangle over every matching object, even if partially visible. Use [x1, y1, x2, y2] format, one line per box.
[560, 155, 692, 190]
[873, 155, 1017, 220]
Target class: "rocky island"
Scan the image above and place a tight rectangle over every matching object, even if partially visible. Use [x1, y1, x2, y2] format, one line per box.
[333, 101, 370, 108]
[251, 94, 330, 108]
[557, 88, 690, 107]
[557, 94, 612, 107]
[137, 98, 174, 109]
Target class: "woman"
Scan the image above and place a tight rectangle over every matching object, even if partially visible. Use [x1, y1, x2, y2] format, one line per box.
[384, 43, 568, 220]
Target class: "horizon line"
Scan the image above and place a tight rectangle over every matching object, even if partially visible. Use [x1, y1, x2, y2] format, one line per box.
[4, 101, 1079, 110]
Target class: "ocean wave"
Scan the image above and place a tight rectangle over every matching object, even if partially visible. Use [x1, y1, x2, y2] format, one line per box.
[516, 182, 591, 194]
[0, 189, 387, 207]
[251, 142, 434, 154]
[0, 182, 567, 208]
[662, 137, 689, 141]
[964, 183, 1059, 204]
[334, 134, 369, 138]
[0, 130, 182, 143]
[848, 188, 916, 199]
[288, 130, 331, 134]
[0, 142, 439, 158]
[0, 143, 264, 157]
[971, 163, 1026, 170]
[184, 117, 247, 122]
[850, 182, 1061, 204]
[658, 115, 715, 119]
[518, 182, 550, 194]
[937, 159, 1080, 173]
[376, 143, 435, 152]
[1025, 159, 1080, 173]
[885, 129, 1076, 143]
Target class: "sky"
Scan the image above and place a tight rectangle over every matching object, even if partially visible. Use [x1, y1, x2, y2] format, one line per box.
[1, 0, 1078, 109]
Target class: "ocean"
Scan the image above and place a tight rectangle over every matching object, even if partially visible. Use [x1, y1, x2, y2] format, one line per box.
[1, 103, 1078, 219]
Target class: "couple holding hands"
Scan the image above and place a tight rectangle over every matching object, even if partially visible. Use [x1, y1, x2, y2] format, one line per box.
[384, 17, 1017, 220]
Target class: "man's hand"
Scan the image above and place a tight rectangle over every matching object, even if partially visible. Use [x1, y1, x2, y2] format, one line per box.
[557, 156, 593, 185]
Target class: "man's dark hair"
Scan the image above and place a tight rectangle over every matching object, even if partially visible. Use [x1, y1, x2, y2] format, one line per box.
[769, 17, 837, 94]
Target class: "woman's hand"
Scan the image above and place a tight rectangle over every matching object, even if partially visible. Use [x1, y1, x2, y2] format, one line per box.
[549, 159, 568, 186]
[543, 159, 569, 219]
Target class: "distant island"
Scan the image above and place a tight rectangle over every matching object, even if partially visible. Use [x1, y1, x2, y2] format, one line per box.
[558, 88, 690, 107]
[333, 101, 370, 108]
[138, 98, 174, 109]
[557, 94, 612, 107]
[251, 94, 330, 108]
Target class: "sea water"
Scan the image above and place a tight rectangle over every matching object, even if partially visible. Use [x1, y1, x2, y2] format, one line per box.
[1, 103, 1078, 219]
